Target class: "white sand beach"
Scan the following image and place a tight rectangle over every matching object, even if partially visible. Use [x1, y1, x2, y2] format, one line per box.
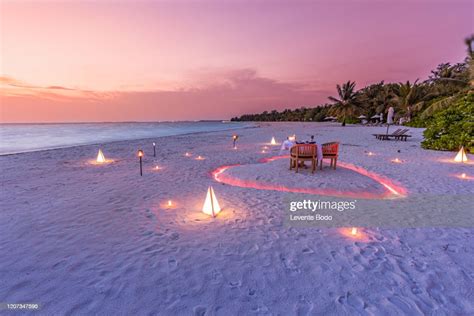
[1, 122, 473, 314]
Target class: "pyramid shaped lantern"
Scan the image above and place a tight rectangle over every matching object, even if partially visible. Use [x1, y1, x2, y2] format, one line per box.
[454, 146, 468, 163]
[271, 137, 277, 145]
[96, 149, 106, 163]
[202, 186, 221, 217]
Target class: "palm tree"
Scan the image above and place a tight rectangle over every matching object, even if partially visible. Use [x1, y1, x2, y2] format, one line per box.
[328, 81, 359, 126]
[394, 80, 423, 121]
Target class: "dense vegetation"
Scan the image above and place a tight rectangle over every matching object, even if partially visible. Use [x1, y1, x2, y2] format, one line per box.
[232, 36, 474, 152]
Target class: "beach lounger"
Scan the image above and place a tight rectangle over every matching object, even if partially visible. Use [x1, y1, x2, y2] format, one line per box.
[373, 128, 410, 140]
[320, 142, 339, 170]
[373, 128, 401, 140]
[290, 144, 317, 173]
[393, 129, 412, 141]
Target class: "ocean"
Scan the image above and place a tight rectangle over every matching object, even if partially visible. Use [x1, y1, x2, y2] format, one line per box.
[0, 121, 251, 155]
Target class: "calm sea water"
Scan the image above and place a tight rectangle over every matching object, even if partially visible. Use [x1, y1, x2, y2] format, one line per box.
[0, 121, 251, 155]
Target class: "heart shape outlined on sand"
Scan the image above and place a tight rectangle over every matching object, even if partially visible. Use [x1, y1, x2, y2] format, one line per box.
[212, 155, 407, 199]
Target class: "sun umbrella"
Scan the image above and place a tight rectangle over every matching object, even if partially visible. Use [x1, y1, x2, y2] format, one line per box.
[386, 107, 395, 135]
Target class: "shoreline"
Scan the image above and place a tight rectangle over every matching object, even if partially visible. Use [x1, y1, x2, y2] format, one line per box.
[0, 122, 258, 157]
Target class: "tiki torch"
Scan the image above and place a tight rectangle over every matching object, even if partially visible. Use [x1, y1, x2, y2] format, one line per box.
[138, 149, 144, 176]
[232, 135, 239, 149]
[153, 142, 156, 157]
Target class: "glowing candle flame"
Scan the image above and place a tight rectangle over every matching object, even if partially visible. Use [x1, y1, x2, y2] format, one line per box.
[351, 227, 358, 235]
[367, 152, 374, 156]
[271, 137, 277, 145]
[392, 158, 401, 163]
[454, 146, 468, 163]
[155, 165, 161, 170]
[261, 150, 266, 154]
[96, 149, 106, 163]
[167, 200, 172, 207]
[196, 156, 205, 160]
[202, 186, 221, 217]
[461, 173, 466, 178]
[185, 152, 192, 157]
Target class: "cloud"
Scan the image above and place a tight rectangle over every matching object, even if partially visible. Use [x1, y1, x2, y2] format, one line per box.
[0, 69, 332, 122]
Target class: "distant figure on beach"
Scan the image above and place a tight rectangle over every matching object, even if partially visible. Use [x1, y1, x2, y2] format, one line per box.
[307, 135, 315, 144]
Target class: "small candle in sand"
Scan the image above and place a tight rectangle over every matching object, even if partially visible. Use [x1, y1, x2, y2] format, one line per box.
[185, 152, 192, 157]
[196, 156, 205, 160]
[367, 152, 374, 156]
[461, 173, 466, 179]
[392, 158, 402, 163]
[167, 200, 172, 207]
[351, 227, 358, 235]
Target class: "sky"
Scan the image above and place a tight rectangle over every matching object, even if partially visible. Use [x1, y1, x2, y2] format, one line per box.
[0, 0, 472, 123]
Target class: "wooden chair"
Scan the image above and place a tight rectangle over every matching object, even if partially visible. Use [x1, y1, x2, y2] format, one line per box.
[290, 144, 317, 173]
[320, 142, 339, 170]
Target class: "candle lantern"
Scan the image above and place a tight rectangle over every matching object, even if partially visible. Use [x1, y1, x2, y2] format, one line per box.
[202, 186, 221, 217]
[96, 149, 106, 163]
[271, 137, 277, 145]
[454, 146, 468, 163]
[138, 149, 144, 176]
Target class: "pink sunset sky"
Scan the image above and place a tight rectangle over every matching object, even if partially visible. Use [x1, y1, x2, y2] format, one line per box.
[0, 0, 472, 123]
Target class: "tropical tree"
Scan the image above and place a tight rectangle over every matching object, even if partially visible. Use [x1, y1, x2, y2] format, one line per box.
[359, 81, 397, 119]
[394, 80, 424, 121]
[328, 81, 360, 126]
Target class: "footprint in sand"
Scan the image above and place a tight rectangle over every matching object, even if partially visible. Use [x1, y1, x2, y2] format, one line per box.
[229, 280, 242, 288]
[295, 295, 314, 315]
[337, 291, 366, 311]
[169, 232, 180, 241]
[211, 269, 223, 284]
[192, 305, 208, 316]
[387, 295, 422, 314]
[168, 257, 178, 269]
[426, 277, 447, 305]
[279, 254, 301, 273]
